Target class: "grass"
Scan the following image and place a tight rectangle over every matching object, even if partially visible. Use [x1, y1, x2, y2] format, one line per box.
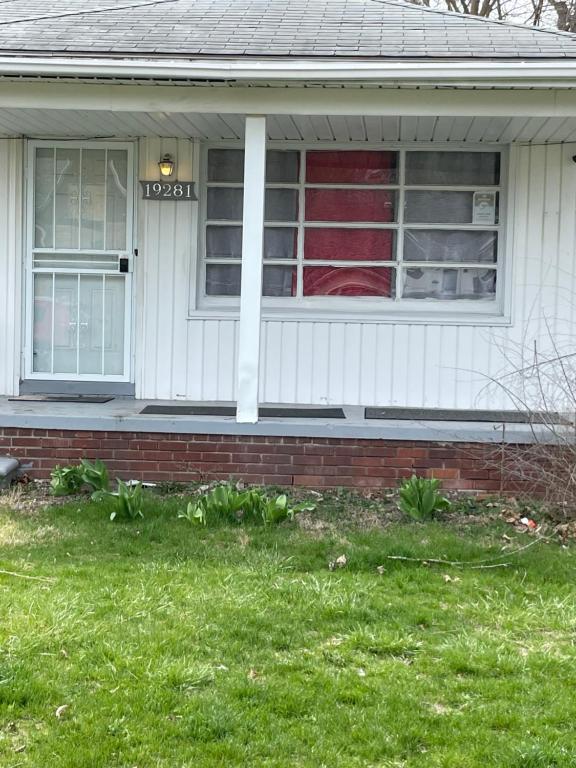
[0, 488, 575, 767]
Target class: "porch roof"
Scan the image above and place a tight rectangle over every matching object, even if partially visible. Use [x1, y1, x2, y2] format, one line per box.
[2, 107, 576, 144]
[0, 0, 574, 62]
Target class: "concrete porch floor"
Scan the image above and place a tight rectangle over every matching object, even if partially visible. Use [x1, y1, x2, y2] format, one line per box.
[0, 397, 548, 444]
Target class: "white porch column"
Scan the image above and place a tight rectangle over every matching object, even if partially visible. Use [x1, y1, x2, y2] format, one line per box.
[236, 115, 266, 423]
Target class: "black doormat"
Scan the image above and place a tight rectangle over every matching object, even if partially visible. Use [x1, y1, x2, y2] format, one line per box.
[141, 405, 236, 417]
[365, 407, 567, 424]
[140, 405, 346, 419]
[9, 395, 114, 404]
[259, 407, 345, 419]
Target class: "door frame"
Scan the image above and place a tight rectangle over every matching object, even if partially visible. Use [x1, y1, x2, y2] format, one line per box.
[24, 139, 136, 383]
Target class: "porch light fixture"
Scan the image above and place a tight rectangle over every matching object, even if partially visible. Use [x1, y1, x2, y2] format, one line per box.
[158, 154, 175, 178]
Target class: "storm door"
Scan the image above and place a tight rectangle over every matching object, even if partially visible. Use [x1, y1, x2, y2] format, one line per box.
[27, 142, 134, 381]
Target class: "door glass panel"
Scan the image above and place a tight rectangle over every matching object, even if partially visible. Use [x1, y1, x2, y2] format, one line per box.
[54, 149, 80, 249]
[106, 150, 128, 250]
[80, 149, 105, 250]
[34, 148, 54, 248]
[78, 275, 103, 375]
[32, 274, 53, 373]
[52, 274, 78, 374]
[103, 276, 125, 375]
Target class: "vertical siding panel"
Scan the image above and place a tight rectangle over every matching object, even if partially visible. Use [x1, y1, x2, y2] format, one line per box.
[311, 323, 331, 405]
[261, 320, 282, 403]
[0, 139, 23, 396]
[359, 324, 377, 405]
[185, 320, 204, 400]
[296, 321, 314, 403]
[279, 322, 299, 403]
[137, 137, 196, 399]
[216, 320, 237, 401]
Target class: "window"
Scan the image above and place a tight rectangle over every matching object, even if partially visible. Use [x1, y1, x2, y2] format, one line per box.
[202, 147, 503, 308]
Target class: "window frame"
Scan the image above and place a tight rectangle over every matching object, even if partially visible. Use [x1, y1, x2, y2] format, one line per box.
[197, 141, 511, 323]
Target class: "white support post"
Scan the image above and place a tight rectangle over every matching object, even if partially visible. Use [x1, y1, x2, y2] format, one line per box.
[236, 115, 266, 423]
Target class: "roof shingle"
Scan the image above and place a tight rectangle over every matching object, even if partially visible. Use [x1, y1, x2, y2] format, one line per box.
[0, 0, 574, 60]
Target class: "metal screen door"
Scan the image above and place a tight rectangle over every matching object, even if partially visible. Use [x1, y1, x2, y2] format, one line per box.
[26, 142, 134, 381]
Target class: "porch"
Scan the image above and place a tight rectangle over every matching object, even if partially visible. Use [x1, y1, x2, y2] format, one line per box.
[0, 395, 545, 491]
[0, 80, 575, 417]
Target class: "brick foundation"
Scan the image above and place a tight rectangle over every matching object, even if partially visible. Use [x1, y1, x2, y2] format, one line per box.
[0, 427, 513, 492]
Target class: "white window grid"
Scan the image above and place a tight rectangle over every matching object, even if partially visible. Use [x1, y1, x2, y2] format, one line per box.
[200, 145, 503, 309]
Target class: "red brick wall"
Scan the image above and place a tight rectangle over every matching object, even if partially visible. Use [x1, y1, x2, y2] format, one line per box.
[0, 427, 511, 492]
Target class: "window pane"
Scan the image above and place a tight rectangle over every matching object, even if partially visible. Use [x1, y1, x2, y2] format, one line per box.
[265, 189, 298, 222]
[306, 189, 397, 223]
[103, 276, 125, 375]
[55, 148, 80, 249]
[33, 273, 53, 373]
[405, 191, 500, 225]
[208, 149, 244, 182]
[207, 188, 243, 220]
[106, 149, 128, 250]
[405, 152, 500, 186]
[78, 274, 103, 375]
[206, 264, 241, 296]
[207, 188, 298, 222]
[266, 151, 300, 183]
[263, 265, 296, 296]
[80, 149, 105, 250]
[53, 274, 78, 374]
[402, 267, 496, 300]
[206, 225, 242, 259]
[34, 148, 54, 248]
[304, 228, 395, 261]
[264, 227, 297, 260]
[306, 151, 398, 184]
[404, 230, 497, 264]
[303, 266, 395, 297]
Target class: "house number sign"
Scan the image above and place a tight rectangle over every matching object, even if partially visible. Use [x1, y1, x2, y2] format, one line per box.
[140, 181, 197, 201]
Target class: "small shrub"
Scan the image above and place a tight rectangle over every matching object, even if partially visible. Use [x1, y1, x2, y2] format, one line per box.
[94, 480, 144, 521]
[109, 480, 144, 522]
[79, 459, 110, 496]
[398, 475, 451, 521]
[178, 483, 315, 527]
[178, 500, 207, 526]
[50, 465, 84, 496]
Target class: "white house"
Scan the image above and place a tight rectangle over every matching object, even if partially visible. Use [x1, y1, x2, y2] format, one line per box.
[1, 0, 576, 489]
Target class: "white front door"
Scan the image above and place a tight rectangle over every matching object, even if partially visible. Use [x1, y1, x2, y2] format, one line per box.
[26, 141, 134, 382]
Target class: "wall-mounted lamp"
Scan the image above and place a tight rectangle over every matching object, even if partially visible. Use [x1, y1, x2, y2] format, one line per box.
[158, 154, 175, 178]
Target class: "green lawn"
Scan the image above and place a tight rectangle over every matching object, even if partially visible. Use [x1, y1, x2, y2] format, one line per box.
[1, 489, 575, 767]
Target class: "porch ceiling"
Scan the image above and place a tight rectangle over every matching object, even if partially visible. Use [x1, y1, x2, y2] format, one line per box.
[1, 108, 576, 144]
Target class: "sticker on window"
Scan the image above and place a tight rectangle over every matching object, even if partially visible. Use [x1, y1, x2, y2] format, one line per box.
[472, 192, 496, 226]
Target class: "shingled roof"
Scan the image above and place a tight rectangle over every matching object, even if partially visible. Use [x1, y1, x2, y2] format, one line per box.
[0, 0, 574, 60]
